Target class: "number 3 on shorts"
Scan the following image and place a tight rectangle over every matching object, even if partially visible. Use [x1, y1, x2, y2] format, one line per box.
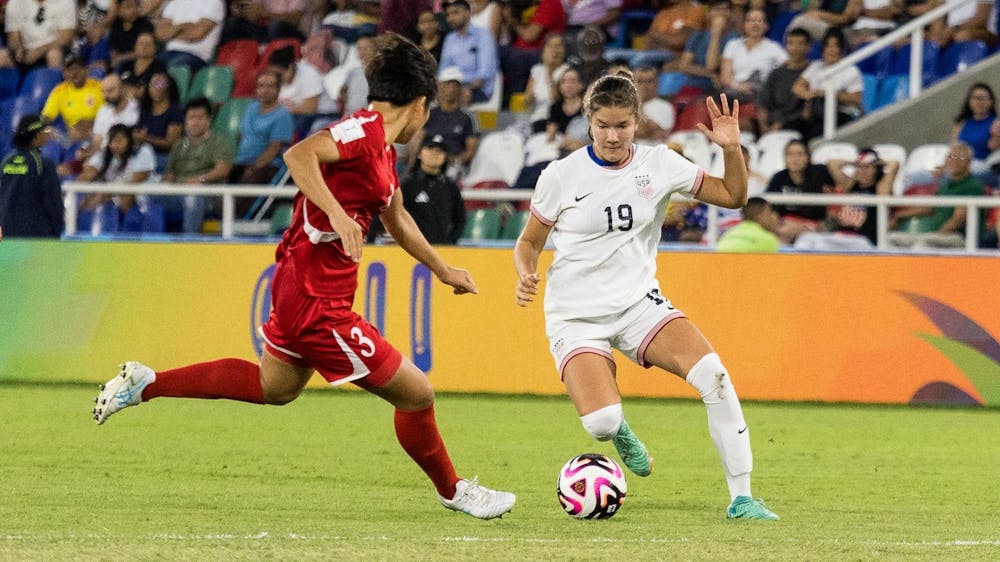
[350, 326, 376, 358]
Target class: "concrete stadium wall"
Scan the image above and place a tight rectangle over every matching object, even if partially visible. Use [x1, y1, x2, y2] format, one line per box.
[1, 240, 998, 406]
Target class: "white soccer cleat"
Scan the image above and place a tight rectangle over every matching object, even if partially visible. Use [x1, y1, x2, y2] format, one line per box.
[438, 477, 516, 520]
[92, 362, 156, 425]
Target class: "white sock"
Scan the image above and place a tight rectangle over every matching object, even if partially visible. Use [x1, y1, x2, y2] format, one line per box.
[686, 353, 753, 501]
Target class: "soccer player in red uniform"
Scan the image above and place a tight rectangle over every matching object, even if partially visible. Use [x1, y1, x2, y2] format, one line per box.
[92, 33, 516, 520]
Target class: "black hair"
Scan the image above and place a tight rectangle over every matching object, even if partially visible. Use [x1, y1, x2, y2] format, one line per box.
[786, 28, 812, 44]
[955, 82, 996, 123]
[856, 146, 885, 186]
[742, 196, 772, 221]
[820, 27, 848, 54]
[185, 96, 214, 119]
[139, 72, 179, 113]
[365, 32, 438, 107]
[98, 124, 137, 180]
[785, 138, 810, 159]
[268, 45, 296, 70]
[583, 68, 639, 120]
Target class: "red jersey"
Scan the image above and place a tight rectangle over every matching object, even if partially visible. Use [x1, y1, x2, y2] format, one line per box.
[275, 109, 399, 302]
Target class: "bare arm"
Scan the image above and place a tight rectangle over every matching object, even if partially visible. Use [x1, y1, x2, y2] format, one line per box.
[875, 160, 899, 195]
[694, 96, 747, 209]
[513, 214, 552, 307]
[380, 193, 478, 294]
[826, 158, 854, 189]
[253, 140, 286, 170]
[173, 19, 217, 42]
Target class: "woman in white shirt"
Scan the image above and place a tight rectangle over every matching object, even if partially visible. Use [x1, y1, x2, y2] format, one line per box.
[513, 71, 780, 521]
[523, 33, 568, 133]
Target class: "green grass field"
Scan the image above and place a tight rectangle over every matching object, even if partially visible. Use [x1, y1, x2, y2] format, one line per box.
[1, 384, 998, 561]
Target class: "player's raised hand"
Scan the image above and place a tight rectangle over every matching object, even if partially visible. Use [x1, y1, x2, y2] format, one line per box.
[439, 266, 478, 295]
[329, 211, 364, 262]
[515, 272, 541, 307]
[696, 94, 741, 148]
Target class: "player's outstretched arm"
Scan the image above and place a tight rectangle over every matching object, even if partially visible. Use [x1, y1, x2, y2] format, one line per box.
[694, 94, 748, 210]
[380, 194, 478, 295]
[283, 131, 365, 261]
[513, 213, 551, 307]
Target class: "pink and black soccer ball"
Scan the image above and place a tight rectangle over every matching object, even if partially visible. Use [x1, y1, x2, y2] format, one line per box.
[557, 453, 627, 519]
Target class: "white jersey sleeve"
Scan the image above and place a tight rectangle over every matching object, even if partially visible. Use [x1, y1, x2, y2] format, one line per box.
[529, 162, 563, 226]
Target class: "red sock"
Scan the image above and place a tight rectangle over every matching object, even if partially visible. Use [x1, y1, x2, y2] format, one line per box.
[394, 406, 459, 499]
[141, 358, 265, 404]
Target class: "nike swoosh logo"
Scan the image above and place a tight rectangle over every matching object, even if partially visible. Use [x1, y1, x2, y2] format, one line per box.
[575, 193, 593, 202]
[738, 426, 748, 434]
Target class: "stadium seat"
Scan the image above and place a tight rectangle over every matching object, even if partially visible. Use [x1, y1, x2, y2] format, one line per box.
[464, 129, 526, 187]
[668, 130, 712, 169]
[467, 71, 503, 115]
[938, 41, 988, 76]
[501, 210, 530, 240]
[861, 74, 880, 113]
[673, 99, 711, 132]
[709, 142, 758, 177]
[871, 143, 908, 195]
[167, 65, 192, 103]
[19, 67, 62, 105]
[463, 180, 506, 211]
[755, 129, 801, 179]
[811, 141, 858, 165]
[0, 68, 21, 102]
[212, 97, 253, 137]
[462, 208, 503, 240]
[855, 43, 893, 79]
[89, 36, 110, 65]
[766, 10, 797, 43]
[890, 41, 939, 86]
[609, 9, 656, 49]
[875, 74, 908, 110]
[215, 39, 260, 97]
[903, 143, 949, 184]
[257, 38, 302, 72]
[189, 65, 235, 106]
[269, 203, 294, 235]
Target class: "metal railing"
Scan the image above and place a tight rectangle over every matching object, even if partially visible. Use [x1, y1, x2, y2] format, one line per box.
[62, 182, 1000, 251]
[817, 0, 981, 139]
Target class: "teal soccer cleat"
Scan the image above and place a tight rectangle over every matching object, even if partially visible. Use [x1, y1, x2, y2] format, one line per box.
[726, 496, 780, 520]
[611, 419, 653, 477]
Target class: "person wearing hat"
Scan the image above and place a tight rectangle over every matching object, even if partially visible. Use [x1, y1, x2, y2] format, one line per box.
[399, 134, 467, 244]
[0, 115, 64, 238]
[407, 67, 479, 174]
[438, 0, 498, 104]
[41, 52, 105, 142]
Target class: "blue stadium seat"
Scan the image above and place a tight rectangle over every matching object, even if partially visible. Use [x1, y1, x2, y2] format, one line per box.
[766, 10, 798, 43]
[875, 74, 908, 110]
[609, 9, 657, 49]
[88, 36, 110, 65]
[78, 201, 121, 235]
[938, 41, 988, 76]
[861, 73, 880, 113]
[807, 40, 822, 61]
[0, 68, 20, 102]
[19, 67, 62, 105]
[890, 41, 939, 86]
[855, 43, 892, 79]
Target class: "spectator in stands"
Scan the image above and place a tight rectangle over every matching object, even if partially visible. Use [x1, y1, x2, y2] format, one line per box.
[565, 0, 621, 53]
[3, 0, 76, 70]
[935, 0, 998, 47]
[715, 196, 781, 252]
[154, 0, 224, 71]
[410, 66, 479, 176]
[828, 147, 899, 244]
[222, 0, 310, 44]
[0, 115, 63, 238]
[76, 123, 155, 218]
[415, 9, 444, 64]
[637, 0, 707, 66]
[545, 65, 585, 154]
[720, 8, 787, 107]
[500, 0, 567, 98]
[396, 134, 467, 244]
[850, 0, 900, 44]
[572, 24, 610, 85]
[322, 0, 380, 42]
[952, 82, 999, 168]
[658, 0, 740, 98]
[523, 32, 568, 133]
[633, 65, 675, 145]
[90, 73, 140, 151]
[787, 27, 863, 142]
[161, 96, 235, 233]
[108, 0, 154, 67]
[889, 141, 984, 248]
[469, 0, 502, 42]
[765, 138, 835, 243]
[439, 0, 499, 104]
[326, 33, 375, 119]
[786, 0, 862, 43]
[134, 71, 182, 172]
[377, 0, 433, 37]
[230, 70, 294, 185]
[114, 31, 165, 91]
[757, 28, 810, 134]
[268, 45, 323, 138]
[41, 52, 104, 142]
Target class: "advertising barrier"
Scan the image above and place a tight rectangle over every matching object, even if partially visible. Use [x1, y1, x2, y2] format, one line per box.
[1, 240, 998, 406]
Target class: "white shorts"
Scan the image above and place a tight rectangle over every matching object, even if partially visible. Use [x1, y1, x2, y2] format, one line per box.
[545, 288, 686, 377]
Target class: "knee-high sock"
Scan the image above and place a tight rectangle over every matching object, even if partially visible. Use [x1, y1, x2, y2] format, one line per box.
[394, 406, 459, 499]
[686, 353, 753, 500]
[141, 358, 265, 404]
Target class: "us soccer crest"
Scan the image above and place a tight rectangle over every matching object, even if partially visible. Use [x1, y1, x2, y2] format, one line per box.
[635, 174, 653, 199]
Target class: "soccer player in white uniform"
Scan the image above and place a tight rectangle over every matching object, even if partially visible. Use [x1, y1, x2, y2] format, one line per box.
[513, 72, 780, 520]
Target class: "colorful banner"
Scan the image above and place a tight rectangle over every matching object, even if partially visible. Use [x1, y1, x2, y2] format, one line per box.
[1, 240, 998, 406]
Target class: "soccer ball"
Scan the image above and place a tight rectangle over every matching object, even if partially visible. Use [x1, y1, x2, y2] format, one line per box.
[557, 453, 627, 519]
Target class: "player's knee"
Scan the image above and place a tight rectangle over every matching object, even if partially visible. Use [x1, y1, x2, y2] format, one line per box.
[263, 386, 302, 405]
[580, 403, 623, 441]
[685, 353, 735, 400]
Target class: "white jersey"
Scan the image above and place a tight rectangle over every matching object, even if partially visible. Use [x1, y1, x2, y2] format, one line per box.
[531, 143, 704, 320]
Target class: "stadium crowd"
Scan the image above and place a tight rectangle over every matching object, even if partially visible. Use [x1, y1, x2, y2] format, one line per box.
[0, 0, 999, 248]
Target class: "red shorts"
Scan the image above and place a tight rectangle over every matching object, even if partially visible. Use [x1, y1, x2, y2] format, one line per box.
[259, 264, 402, 389]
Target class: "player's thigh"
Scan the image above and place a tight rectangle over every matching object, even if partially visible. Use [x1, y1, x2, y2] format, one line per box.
[562, 353, 621, 416]
[642, 317, 715, 378]
[259, 348, 315, 404]
[364, 356, 434, 411]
